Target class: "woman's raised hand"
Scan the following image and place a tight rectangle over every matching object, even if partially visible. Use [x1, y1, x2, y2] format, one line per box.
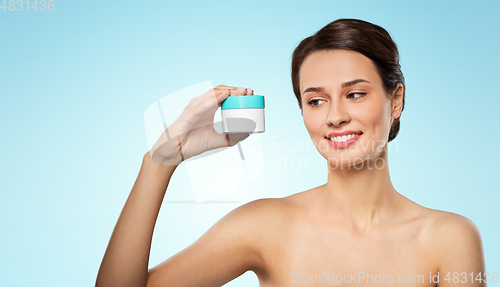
[149, 85, 253, 165]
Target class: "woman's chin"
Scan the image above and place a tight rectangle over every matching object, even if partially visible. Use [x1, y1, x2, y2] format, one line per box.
[324, 153, 368, 168]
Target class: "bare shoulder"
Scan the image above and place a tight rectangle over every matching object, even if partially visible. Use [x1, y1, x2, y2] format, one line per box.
[417, 208, 486, 276]
[419, 208, 484, 257]
[229, 195, 304, 226]
[425, 209, 482, 239]
[234, 185, 320, 216]
[223, 189, 315, 240]
[395, 195, 482, 238]
[224, 187, 324, 247]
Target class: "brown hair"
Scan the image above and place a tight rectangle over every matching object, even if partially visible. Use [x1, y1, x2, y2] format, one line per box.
[291, 18, 405, 142]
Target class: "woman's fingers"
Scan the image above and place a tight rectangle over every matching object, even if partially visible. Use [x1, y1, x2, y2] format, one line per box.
[215, 86, 254, 107]
[152, 84, 254, 164]
[215, 85, 253, 96]
[214, 85, 238, 90]
[215, 89, 231, 107]
[230, 88, 249, 96]
[188, 86, 249, 122]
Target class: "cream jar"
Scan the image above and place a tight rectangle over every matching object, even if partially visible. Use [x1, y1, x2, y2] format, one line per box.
[221, 95, 265, 134]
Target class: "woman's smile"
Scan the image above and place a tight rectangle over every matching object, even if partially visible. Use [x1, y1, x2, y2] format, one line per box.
[326, 132, 363, 148]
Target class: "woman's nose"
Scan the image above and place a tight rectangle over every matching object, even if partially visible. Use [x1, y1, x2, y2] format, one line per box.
[326, 100, 350, 127]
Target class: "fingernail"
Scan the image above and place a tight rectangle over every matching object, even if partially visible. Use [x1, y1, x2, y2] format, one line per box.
[236, 88, 246, 91]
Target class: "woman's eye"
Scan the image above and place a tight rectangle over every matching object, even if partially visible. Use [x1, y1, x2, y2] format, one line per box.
[347, 93, 366, 99]
[307, 99, 326, 107]
[307, 94, 365, 107]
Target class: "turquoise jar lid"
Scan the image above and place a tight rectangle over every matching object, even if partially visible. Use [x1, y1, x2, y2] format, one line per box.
[221, 95, 265, 110]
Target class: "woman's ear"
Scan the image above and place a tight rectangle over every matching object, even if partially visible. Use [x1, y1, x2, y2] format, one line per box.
[391, 83, 404, 119]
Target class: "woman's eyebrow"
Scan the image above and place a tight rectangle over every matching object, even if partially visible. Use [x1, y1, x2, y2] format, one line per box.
[303, 86, 325, 94]
[342, 78, 370, 87]
[302, 79, 370, 95]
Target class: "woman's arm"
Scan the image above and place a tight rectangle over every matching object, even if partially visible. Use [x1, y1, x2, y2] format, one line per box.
[96, 151, 267, 287]
[145, 197, 267, 287]
[96, 85, 258, 287]
[95, 152, 178, 287]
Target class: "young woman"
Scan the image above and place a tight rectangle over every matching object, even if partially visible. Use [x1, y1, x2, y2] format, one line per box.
[96, 19, 486, 287]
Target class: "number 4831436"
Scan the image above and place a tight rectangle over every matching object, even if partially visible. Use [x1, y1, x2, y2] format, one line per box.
[444, 272, 498, 284]
[1, 0, 55, 11]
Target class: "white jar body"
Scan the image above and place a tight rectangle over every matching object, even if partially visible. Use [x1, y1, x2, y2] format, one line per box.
[221, 108, 265, 134]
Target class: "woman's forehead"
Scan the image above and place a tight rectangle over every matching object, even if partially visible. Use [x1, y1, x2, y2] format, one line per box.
[299, 50, 382, 90]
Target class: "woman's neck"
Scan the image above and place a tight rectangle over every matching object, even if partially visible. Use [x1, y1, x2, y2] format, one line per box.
[320, 150, 401, 232]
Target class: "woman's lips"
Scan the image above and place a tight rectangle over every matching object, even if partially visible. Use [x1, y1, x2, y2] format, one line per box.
[326, 133, 362, 148]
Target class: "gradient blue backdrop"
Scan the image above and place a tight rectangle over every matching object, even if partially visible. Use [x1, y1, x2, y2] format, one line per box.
[1, 0, 499, 286]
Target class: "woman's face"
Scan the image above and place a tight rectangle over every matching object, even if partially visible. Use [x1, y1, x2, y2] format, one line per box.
[299, 49, 403, 168]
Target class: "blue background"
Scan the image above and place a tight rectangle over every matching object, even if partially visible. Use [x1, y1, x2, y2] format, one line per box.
[1, 0, 499, 286]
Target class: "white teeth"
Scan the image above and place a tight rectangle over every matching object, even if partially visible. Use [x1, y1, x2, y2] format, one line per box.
[328, 134, 359, 142]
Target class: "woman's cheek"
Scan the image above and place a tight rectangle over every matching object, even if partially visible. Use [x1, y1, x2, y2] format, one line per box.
[303, 111, 320, 131]
[359, 99, 387, 125]
[359, 100, 392, 146]
[303, 113, 324, 148]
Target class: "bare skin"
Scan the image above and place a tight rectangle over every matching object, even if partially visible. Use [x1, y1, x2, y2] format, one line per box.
[96, 51, 486, 287]
[251, 187, 486, 286]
